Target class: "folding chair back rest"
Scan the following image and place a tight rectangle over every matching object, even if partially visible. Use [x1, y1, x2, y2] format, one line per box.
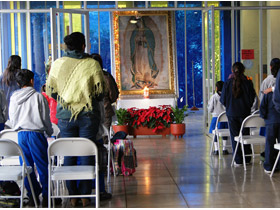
[215, 111, 228, 128]
[252, 110, 260, 115]
[0, 130, 18, 144]
[48, 138, 98, 157]
[0, 139, 22, 157]
[241, 115, 265, 129]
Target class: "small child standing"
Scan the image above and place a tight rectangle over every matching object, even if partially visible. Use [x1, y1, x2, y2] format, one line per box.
[208, 81, 229, 155]
[9, 69, 53, 207]
[260, 59, 280, 174]
[0, 89, 8, 131]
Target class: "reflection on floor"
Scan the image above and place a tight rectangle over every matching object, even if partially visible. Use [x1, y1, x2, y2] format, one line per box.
[34, 110, 280, 208]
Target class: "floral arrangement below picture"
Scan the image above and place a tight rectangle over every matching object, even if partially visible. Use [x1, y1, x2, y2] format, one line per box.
[127, 105, 173, 133]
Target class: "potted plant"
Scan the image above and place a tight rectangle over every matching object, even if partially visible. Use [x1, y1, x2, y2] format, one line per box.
[170, 105, 188, 138]
[112, 108, 130, 134]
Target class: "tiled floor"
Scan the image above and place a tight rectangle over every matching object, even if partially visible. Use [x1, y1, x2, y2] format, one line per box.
[41, 110, 280, 208]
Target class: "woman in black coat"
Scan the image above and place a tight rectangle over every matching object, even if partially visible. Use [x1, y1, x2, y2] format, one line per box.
[220, 62, 256, 165]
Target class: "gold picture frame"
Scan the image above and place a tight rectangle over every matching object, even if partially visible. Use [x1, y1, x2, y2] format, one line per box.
[113, 11, 175, 95]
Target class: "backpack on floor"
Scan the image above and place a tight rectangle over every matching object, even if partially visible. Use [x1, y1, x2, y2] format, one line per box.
[0, 181, 21, 208]
[112, 139, 137, 176]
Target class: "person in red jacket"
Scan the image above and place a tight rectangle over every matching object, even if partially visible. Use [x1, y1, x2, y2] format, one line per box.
[41, 58, 58, 125]
[41, 84, 58, 125]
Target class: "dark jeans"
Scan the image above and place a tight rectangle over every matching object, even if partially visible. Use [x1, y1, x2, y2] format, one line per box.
[264, 123, 280, 171]
[58, 112, 100, 196]
[227, 116, 252, 164]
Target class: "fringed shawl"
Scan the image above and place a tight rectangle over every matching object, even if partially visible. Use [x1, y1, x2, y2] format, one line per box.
[46, 56, 106, 120]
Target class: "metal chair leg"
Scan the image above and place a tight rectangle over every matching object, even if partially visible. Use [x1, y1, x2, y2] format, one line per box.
[271, 150, 280, 178]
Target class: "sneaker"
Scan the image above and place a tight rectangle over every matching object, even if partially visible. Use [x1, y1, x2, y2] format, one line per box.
[234, 162, 243, 167]
[100, 191, 112, 201]
[264, 169, 272, 174]
[222, 150, 229, 155]
[213, 150, 219, 155]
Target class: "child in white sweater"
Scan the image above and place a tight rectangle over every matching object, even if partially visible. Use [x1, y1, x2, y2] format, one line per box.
[208, 81, 229, 155]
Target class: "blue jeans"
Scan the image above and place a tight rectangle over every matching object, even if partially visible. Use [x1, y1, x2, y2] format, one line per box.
[227, 116, 252, 164]
[264, 123, 280, 171]
[58, 112, 100, 196]
[18, 131, 48, 198]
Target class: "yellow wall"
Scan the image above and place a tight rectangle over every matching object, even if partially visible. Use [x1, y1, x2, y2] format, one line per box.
[240, 1, 267, 92]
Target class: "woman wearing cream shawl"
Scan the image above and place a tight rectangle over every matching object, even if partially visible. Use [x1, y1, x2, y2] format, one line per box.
[46, 32, 106, 207]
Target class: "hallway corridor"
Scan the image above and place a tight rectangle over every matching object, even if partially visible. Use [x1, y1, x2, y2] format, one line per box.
[43, 110, 280, 208]
[99, 110, 280, 208]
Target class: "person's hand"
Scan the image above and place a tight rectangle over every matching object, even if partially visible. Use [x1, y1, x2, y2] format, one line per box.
[263, 87, 272, 94]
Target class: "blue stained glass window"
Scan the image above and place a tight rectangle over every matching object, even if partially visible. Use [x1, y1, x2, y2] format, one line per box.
[89, 11, 98, 54]
[89, 11, 111, 74]
[99, 12, 111, 73]
[87, 1, 98, 9]
[175, 11, 186, 108]
[30, 13, 51, 92]
[177, 2, 185, 8]
[186, 1, 202, 7]
[186, 10, 202, 108]
[177, 1, 202, 7]
[1, 13, 11, 72]
[134, 1, 145, 8]
[175, 10, 203, 108]
[99, 1, 115, 8]
[168, 1, 175, 7]
[30, 1, 56, 9]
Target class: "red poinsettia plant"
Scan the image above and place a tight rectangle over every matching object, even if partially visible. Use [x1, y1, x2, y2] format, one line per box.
[127, 105, 174, 133]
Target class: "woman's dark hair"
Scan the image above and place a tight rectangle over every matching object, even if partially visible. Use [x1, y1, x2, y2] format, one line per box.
[91, 53, 103, 69]
[216, 81, 224, 96]
[41, 84, 46, 93]
[232, 62, 245, 98]
[15, 69, 34, 88]
[63, 32, 85, 52]
[270, 58, 280, 78]
[2, 55, 21, 86]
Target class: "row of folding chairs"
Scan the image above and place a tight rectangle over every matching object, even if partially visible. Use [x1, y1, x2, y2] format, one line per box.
[209, 110, 269, 171]
[0, 122, 117, 208]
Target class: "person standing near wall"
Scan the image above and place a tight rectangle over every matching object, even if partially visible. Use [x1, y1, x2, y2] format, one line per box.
[0, 55, 21, 109]
[91, 53, 119, 143]
[220, 62, 256, 165]
[46, 32, 106, 207]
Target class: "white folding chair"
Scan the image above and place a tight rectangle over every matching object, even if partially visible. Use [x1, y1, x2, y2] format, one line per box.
[102, 125, 116, 183]
[209, 111, 230, 159]
[250, 110, 261, 135]
[0, 139, 38, 208]
[252, 110, 260, 115]
[48, 138, 99, 208]
[0, 130, 20, 165]
[270, 144, 280, 178]
[231, 114, 266, 170]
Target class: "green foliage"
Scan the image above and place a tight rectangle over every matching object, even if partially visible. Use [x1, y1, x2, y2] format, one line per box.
[115, 108, 130, 125]
[171, 105, 188, 124]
